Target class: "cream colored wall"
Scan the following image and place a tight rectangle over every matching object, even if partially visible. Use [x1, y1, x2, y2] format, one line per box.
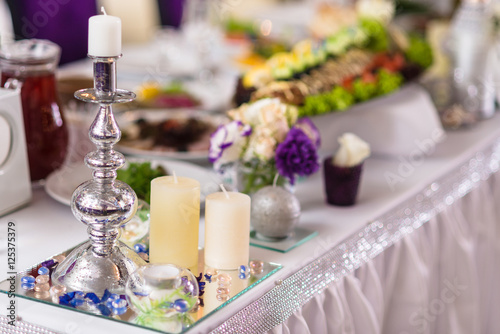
[98, 0, 161, 44]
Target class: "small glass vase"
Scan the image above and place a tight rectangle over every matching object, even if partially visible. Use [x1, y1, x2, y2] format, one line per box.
[219, 160, 292, 196]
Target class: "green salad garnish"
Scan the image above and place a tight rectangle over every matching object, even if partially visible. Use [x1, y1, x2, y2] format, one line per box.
[117, 162, 167, 204]
[298, 69, 404, 117]
[405, 34, 433, 69]
[359, 18, 389, 53]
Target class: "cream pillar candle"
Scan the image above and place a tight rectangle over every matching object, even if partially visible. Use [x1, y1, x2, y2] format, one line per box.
[88, 7, 122, 57]
[205, 191, 251, 270]
[149, 176, 200, 270]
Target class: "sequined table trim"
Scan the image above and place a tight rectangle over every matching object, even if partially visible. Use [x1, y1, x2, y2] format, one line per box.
[0, 316, 60, 334]
[209, 139, 500, 334]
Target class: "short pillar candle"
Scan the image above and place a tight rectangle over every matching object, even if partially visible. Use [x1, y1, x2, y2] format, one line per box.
[204, 191, 251, 270]
[88, 8, 122, 57]
[149, 176, 200, 270]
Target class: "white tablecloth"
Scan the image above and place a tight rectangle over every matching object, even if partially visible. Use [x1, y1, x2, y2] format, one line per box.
[2, 113, 500, 333]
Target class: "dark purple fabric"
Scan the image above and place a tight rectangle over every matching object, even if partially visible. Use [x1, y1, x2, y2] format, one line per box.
[7, 0, 97, 64]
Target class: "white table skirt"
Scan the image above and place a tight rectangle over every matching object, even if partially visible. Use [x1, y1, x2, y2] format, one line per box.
[270, 172, 500, 334]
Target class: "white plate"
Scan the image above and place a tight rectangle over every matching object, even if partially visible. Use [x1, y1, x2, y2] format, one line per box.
[45, 159, 221, 206]
[115, 109, 226, 162]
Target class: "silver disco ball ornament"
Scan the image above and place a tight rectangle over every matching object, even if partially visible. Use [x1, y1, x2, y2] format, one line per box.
[251, 186, 301, 240]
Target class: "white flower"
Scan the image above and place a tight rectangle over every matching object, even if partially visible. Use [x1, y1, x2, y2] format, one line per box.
[243, 126, 277, 162]
[333, 133, 371, 167]
[209, 121, 251, 169]
[229, 98, 287, 126]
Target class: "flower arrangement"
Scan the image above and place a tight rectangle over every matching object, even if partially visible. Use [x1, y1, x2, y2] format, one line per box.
[209, 98, 320, 194]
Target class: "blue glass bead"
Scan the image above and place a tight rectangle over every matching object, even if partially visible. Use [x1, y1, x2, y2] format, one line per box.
[101, 289, 111, 303]
[21, 275, 35, 284]
[110, 300, 128, 316]
[97, 304, 112, 316]
[70, 298, 84, 307]
[21, 282, 35, 290]
[74, 291, 85, 299]
[204, 274, 212, 283]
[66, 291, 76, 299]
[134, 243, 146, 253]
[112, 306, 127, 315]
[173, 299, 189, 313]
[112, 299, 127, 309]
[105, 294, 120, 308]
[239, 273, 246, 279]
[37, 266, 49, 275]
[239, 265, 247, 273]
[59, 294, 72, 305]
[84, 292, 100, 304]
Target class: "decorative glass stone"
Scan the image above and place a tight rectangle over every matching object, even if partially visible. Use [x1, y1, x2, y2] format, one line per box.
[216, 287, 229, 294]
[34, 283, 50, 292]
[35, 275, 49, 284]
[111, 298, 128, 314]
[205, 268, 219, 276]
[218, 281, 231, 288]
[21, 282, 35, 290]
[173, 299, 189, 313]
[112, 298, 127, 309]
[21, 275, 35, 284]
[249, 260, 264, 275]
[249, 260, 263, 269]
[216, 294, 229, 302]
[217, 273, 232, 283]
[40, 259, 56, 268]
[37, 266, 49, 275]
[134, 243, 146, 253]
[50, 285, 66, 295]
[34, 291, 50, 299]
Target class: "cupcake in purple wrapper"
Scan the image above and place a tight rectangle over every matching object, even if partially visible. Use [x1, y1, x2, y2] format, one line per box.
[324, 133, 370, 206]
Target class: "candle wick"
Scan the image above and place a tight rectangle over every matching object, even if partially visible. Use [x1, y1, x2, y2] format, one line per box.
[273, 173, 279, 188]
[173, 170, 178, 184]
[219, 184, 230, 199]
[101, 6, 107, 15]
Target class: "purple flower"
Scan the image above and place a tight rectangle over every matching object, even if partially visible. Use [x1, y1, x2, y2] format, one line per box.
[295, 117, 321, 148]
[209, 121, 252, 165]
[275, 128, 319, 184]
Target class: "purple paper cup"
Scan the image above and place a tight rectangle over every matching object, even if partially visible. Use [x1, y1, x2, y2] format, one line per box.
[323, 157, 363, 206]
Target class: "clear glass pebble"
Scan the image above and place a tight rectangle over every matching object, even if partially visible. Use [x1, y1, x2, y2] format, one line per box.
[34, 283, 50, 292]
[35, 274, 49, 284]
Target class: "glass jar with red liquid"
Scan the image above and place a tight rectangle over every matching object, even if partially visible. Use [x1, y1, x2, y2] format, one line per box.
[0, 40, 68, 181]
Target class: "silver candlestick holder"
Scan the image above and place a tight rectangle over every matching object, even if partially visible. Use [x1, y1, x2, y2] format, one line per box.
[51, 55, 146, 294]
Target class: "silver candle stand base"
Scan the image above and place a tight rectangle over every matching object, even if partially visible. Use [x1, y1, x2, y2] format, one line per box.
[51, 55, 146, 294]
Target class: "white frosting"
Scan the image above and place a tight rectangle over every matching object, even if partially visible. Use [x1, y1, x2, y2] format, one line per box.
[333, 133, 371, 167]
